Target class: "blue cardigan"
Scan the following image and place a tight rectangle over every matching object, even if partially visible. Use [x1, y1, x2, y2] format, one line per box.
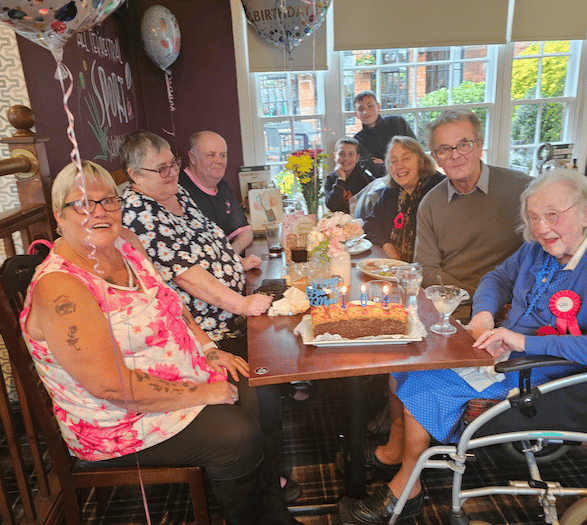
[473, 240, 587, 369]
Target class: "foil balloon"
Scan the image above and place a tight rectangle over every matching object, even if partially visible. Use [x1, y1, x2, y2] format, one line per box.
[0, 0, 124, 61]
[141, 5, 181, 72]
[242, 0, 330, 54]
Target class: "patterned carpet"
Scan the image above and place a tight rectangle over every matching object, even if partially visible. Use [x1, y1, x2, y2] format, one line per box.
[3, 375, 587, 525]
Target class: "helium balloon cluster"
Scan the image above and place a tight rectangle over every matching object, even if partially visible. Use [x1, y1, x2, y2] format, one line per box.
[140, 5, 181, 72]
[242, 0, 330, 54]
[0, 0, 124, 61]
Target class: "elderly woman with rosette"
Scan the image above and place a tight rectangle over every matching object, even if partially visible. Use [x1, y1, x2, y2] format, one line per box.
[345, 168, 587, 524]
[21, 161, 270, 525]
[120, 131, 300, 525]
[363, 136, 444, 262]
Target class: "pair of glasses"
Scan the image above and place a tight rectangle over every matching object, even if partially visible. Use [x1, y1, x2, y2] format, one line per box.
[63, 196, 123, 214]
[433, 140, 478, 160]
[528, 204, 575, 228]
[139, 157, 181, 178]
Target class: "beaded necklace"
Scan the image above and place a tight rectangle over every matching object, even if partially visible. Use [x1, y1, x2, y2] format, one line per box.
[523, 255, 560, 317]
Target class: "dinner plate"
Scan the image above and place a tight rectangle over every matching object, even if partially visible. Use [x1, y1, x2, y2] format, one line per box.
[357, 258, 407, 281]
[347, 238, 373, 255]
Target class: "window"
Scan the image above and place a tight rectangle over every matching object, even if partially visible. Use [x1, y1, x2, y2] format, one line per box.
[341, 46, 494, 142]
[256, 71, 325, 177]
[509, 41, 580, 173]
[249, 40, 584, 178]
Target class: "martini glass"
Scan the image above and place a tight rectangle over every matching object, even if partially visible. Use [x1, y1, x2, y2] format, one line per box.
[424, 285, 470, 335]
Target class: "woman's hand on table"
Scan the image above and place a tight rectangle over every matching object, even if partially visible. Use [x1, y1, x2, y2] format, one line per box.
[241, 254, 263, 271]
[205, 347, 250, 381]
[473, 327, 526, 358]
[236, 293, 273, 316]
[465, 311, 495, 340]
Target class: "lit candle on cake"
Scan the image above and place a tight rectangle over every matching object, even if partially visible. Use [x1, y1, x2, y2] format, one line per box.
[341, 286, 347, 309]
[360, 284, 367, 307]
[383, 285, 389, 309]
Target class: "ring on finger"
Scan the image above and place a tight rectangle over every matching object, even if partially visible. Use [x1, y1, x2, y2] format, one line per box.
[490, 329, 495, 335]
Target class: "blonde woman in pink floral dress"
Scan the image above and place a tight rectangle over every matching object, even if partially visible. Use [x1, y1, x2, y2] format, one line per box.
[21, 161, 269, 525]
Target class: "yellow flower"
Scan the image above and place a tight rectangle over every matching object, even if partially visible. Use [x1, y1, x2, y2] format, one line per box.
[295, 154, 314, 174]
[300, 177, 312, 184]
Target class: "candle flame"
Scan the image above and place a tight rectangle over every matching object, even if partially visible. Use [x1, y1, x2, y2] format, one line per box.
[361, 284, 366, 292]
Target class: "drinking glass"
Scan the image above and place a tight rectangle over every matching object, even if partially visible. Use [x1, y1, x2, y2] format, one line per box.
[264, 221, 283, 257]
[396, 263, 423, 312]
[424, 285, 470, 335]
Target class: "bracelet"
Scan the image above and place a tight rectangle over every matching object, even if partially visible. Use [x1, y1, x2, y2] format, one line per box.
[201, 341, 218, 353]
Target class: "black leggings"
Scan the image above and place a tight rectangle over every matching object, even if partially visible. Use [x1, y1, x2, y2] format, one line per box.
[219, 334, 282, 425]
[97, 403, 264, 480]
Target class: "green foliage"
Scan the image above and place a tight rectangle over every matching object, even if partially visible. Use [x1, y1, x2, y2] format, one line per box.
[356, 54, 376, 66]
[511, 41, 569, 100]
[419, 80, 486, 107]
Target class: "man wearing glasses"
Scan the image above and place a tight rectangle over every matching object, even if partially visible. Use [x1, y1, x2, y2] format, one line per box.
[414, 108, 531, 320]
[179, 131, 253, 255]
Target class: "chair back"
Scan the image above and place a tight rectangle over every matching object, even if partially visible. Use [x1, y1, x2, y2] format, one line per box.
[0, 254, 82, 525]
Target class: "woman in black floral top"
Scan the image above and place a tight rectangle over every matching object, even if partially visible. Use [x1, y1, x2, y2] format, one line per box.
[364, 136, 445, 262]
[120, 131, 301, 525]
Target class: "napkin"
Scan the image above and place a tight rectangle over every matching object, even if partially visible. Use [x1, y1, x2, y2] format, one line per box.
[452, 351, 511, 392]
[268, 286, 310, 316]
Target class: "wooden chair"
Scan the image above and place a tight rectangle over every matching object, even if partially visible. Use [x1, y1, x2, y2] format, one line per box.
[0, 253, 211, 525]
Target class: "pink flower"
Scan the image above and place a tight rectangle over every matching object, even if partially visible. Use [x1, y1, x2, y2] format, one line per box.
[147, 362, 182, 381]
[394, 212, 405, 229]
[145, 319, 169, 347]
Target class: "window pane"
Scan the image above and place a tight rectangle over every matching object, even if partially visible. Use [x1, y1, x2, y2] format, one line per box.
[380, 66, 410, 108]
[345, 115, 361, 136]
[381, 48, 410, 64]
[513, 42, 537, 57]
[511, 58, 538, 100]
[259, 74, 287, 117]
[463, 45, 488, 59]
[263, 120, 323, 165]
[296, 73, 318, 115]
[343, 50, 377, 67]
[540, 56, 568, 98]
[511, 103, 538, 145]
[509, 148, 533, 173]
[540, 102, 564, 143]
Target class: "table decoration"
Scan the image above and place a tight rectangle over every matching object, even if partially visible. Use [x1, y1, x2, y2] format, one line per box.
[306, 212, 364, 286]
[285, 148, 329, 216]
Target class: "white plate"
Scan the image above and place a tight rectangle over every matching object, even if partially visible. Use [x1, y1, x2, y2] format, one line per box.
[357, 258, 407, 281]
[347, 238, 373, 255]
[295, 316, 422, 347]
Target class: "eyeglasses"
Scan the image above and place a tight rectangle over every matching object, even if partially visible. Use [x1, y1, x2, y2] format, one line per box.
[528, 204, 576, 228]
[433, 140, 478, 160]
[139, 157, 181, 178]
[63, 196, 123, 214]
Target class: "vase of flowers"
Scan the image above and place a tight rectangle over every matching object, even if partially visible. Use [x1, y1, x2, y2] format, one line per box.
[306, 212, 364, 286]
[285, 149, 329, 216]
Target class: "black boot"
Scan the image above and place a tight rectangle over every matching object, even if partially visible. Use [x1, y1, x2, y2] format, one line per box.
[261, 422, 302, 525]
[208, 461, 266, 525]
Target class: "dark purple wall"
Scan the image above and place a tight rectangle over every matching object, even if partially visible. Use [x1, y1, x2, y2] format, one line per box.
[17, 0, 245, 196]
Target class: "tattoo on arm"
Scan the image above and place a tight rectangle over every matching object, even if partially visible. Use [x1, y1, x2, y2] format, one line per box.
[132, 369, 198, 394]
[206, 350, 220, 361]
[54, 295, 76, 316]
[66, 325, 82, 351]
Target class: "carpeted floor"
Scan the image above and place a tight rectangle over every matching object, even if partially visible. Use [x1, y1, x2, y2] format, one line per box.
[3, 375, 587, 524]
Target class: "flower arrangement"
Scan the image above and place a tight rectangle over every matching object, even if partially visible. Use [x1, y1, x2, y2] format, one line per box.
[307, 212, 364, 261]
[285, 148, 329, 215]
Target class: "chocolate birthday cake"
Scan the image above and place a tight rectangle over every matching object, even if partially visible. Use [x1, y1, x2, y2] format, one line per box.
[310, 302, 408, 339]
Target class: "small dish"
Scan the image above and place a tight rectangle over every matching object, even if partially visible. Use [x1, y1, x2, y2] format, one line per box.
[347, 238, 373, 255]
[357, 258, 407, 281]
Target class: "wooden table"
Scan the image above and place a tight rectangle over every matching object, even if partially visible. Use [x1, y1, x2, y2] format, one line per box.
[245, 242, 494, 500]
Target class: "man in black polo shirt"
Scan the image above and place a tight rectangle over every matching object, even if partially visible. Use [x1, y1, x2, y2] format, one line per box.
[180, 131, 253, 255]
[353, 90, 416, 179]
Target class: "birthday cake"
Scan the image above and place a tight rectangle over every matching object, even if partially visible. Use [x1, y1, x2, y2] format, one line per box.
[310, 302, 408, 339]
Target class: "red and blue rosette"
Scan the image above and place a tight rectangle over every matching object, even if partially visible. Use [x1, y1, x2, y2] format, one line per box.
[549, 290, 581, 336]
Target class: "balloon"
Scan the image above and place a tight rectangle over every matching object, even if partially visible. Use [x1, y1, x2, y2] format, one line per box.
[242, 0, 330, 54]
[0, 0, 124, 61]
[140, 5, 181, 72]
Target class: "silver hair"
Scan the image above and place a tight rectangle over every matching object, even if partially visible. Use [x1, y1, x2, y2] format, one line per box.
[519, 168, 587, 242]
[424, 109, 483, 151]
[119, 130, 171, 183]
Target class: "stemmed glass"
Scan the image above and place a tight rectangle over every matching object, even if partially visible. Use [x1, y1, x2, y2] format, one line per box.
[424, 285, 470, 335]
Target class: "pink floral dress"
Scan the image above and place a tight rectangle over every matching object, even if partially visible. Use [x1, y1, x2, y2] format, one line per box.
[20, 237, 226, 461]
